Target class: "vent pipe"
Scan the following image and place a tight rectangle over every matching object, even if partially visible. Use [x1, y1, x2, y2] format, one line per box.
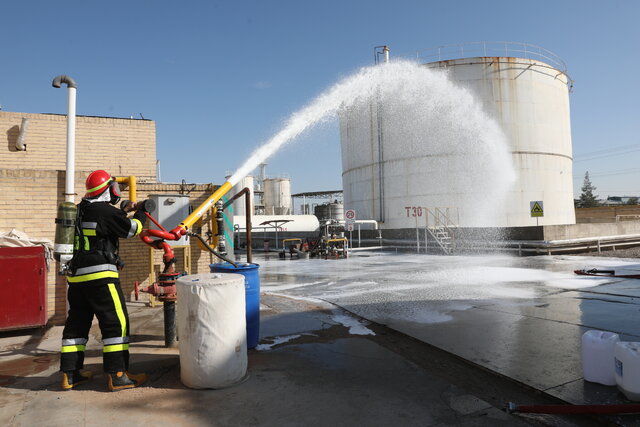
[16, 117, 29, 151]
[52, 75, 77, 203]
[374, 45, 390, 64]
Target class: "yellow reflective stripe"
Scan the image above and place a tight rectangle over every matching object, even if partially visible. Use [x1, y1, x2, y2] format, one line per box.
[103, 343, 129, 353]
[61, 345, 86, 353]
[86, 178, 112, 194]
[132, 218, 143, 237]
[108, 283, 127, 338]
[83, 229, 96, 236]
[67, 270, 119, 283]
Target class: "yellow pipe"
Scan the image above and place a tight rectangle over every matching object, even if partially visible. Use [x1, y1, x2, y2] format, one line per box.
[178, 181, 233, 232]
[115, 176, 137, 202]
[129, 175, 136, 202]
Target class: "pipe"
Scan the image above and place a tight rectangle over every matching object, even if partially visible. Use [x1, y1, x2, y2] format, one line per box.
[383, 45, 390, 63]
[245, 189, 253, 263]
[170, 181, 233, 238]
[215, 200, 226, 253]
[508, 402, 640, 415]
[221, 187, 253, 263]
[16, 117, 29, 151]
[115, 176, 137, 202]
[52, 75, 77, 203]
[163, 301, 176, 347]
[189, 232, 237, 266]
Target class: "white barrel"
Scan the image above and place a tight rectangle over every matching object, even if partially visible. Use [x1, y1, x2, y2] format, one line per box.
[176, 273, 247, 389]
[581, 330, 619, 386]
[615, 342, 640, 401]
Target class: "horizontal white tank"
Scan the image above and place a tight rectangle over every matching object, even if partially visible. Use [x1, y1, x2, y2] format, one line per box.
[263, 178, 292, 215]
[340, 53, 575, 228]
[234, 215, 319, 233]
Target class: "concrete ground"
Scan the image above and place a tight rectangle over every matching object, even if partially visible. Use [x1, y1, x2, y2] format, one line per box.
[1, 294, 537, 427]
[1, 250, 639, 426]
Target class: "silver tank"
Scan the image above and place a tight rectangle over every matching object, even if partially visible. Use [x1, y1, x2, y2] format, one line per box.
[263, 177, 291, 215]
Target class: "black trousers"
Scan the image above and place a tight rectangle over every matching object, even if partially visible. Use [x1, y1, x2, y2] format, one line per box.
[60, 281, 130, 373]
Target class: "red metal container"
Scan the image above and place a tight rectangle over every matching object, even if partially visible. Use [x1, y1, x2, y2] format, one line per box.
[0, 246, 47, 331]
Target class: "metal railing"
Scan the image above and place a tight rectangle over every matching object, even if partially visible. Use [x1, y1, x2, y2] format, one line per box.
[396, 41, 568, 74]
[411, 207, 459, 254]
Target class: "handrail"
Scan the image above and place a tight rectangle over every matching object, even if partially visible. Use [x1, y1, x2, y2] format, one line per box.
[423, 207, 459, 254]
[396, 41, 568, 74]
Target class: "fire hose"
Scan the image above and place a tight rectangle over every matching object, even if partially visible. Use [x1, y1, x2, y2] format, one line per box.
[507, 402, 640, 415]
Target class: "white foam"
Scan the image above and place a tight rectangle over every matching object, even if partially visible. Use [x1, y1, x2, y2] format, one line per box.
[255, 334, 302, 351]
[331, 314, 375, 336]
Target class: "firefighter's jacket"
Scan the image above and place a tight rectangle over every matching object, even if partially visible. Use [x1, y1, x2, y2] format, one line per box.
[68, 200, 145, 285]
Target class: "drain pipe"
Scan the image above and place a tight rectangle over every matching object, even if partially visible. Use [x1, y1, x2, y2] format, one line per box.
[52, 75, 77, 203]
[16, 117, 29, 151]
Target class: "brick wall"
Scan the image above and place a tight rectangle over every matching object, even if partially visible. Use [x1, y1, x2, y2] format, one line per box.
[1, 111, 156, 179]
[0, 110, 168, 325]
[576, 206, 640, 223]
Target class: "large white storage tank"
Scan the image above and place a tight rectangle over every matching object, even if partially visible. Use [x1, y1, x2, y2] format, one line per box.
[340, 43, 575, 228]
[263, 178, 292, 215]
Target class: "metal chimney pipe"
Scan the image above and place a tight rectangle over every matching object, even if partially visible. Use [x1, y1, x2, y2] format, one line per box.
[52, 75, 77, 203]
[383, 45, 390, 63]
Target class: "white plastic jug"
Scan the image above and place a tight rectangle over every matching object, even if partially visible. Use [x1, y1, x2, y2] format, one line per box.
[615, 342, 640, 401]
[581, 330, 619, 386]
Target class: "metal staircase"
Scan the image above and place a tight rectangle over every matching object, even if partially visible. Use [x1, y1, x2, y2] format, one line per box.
[425, 208, 458, 255]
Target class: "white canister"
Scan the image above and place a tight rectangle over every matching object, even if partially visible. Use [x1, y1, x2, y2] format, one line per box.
[581, 330, 619, 386]
[176, 273, 247, 389]
[614, 342, 640, 401]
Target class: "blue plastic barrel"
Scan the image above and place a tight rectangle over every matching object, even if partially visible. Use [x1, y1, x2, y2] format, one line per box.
[209, 263, 260, 349]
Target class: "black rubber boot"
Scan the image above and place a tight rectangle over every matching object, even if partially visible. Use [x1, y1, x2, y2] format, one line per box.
[107, 371, 148, 391]
[61, 370, 93, 390]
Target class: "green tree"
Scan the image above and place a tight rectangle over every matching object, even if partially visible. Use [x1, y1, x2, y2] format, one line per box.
[577, 172, 599, 208]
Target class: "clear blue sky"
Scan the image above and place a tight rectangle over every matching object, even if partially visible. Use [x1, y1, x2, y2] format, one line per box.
[1, 1, 639, 200]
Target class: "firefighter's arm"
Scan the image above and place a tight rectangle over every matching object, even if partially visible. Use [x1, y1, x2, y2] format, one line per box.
[110, 199, 153, 239]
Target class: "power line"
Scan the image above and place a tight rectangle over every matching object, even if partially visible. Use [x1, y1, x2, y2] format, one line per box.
[573, 167, 640, 179]
[574, 144, 640, 162]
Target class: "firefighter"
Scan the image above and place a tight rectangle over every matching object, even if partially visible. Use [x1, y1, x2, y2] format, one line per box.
[60, 170, 149, 391]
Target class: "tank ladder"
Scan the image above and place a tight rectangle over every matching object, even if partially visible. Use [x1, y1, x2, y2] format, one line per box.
[425, 207, 458, 255]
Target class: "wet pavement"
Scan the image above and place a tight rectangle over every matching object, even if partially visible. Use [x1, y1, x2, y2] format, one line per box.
[257, 251, 640, 425]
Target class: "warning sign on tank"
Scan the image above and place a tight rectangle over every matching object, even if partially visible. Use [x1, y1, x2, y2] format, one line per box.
[530, 201, 544, 217]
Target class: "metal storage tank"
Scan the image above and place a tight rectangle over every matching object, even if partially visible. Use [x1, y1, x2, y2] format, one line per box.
[263, 178, 292, 215]
[313, 204, 327, 220]
[313, 202, 343, 221]
[229, 175, 254, 216]
[340, 42, 575, 228]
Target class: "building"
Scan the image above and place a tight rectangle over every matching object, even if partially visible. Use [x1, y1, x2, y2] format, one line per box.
[0, 111, 217, 325]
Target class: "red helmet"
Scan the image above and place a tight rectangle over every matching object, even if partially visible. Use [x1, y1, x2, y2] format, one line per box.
[86, 170, 117, 198]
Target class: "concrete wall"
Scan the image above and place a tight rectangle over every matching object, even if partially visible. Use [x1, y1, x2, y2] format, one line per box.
[543, 222, 640, 241]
